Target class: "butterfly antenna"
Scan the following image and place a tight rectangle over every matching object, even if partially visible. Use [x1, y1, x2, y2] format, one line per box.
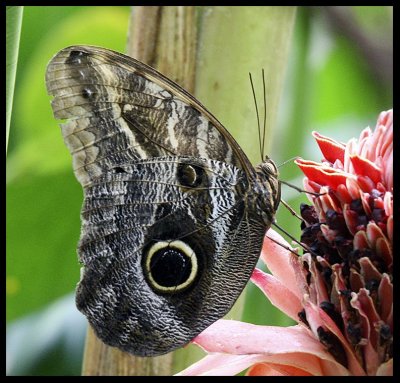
[279, 179, 324, 197]
[276, 156, 300, 169]
[249, 72, 263, 161]
[275, 157, 325, 198]
[261, 68, 267, 160]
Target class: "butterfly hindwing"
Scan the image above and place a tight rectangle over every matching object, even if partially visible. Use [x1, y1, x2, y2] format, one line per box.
[75, 155, 265, 355]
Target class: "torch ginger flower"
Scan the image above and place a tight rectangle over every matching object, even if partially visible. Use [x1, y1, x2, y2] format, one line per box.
[178, 109, 393, 376]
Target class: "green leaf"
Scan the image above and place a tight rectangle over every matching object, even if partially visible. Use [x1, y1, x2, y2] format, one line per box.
[6, 2, 130, 338]
[6, 6, 23, 153]
[6, 170, 82, 322]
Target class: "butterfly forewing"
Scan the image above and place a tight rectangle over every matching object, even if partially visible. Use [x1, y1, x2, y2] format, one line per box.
[46, 46, 253, 187]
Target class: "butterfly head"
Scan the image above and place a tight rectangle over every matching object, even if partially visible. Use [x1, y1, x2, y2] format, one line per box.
[253, 157, 281, 227]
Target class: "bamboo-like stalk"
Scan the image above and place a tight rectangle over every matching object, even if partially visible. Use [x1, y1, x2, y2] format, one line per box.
[81, 327, 172, 375]
[81, 6, 198, 376]
[81, 5, 297, 376]
[195, 6, 297, 165]
[174, 6, 297, 373]
[127, 6, 197, 94]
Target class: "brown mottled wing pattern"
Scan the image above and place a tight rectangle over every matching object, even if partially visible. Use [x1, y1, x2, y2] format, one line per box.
[45, 46, 279, 356]
[45, 45, 254, 187]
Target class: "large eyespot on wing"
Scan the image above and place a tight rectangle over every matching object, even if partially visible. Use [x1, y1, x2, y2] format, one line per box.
[75, 156, 256, 356]
[45, 45, 255, 187]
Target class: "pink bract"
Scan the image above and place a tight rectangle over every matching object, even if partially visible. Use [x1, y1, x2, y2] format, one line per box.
[177, 110, 393, 376]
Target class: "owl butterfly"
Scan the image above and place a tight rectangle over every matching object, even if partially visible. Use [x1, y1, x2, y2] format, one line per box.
[45, 46, 280, 356]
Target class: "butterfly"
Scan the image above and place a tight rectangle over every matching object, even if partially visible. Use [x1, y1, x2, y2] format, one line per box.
[45, 46, 280, 356]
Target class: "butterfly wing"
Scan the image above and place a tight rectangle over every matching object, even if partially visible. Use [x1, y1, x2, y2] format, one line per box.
[74, 155, 263, 356]
[46, 45, 255, 187]
[46, 46, 276, 356]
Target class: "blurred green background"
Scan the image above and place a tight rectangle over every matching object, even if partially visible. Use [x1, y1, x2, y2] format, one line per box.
[6, 6, 392, 375]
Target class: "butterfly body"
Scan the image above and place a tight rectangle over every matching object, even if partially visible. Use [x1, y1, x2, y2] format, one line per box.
[46, 46, 280, 356]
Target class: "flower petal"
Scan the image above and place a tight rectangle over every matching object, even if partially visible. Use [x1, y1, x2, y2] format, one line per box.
[343, 204, 359, 235]
[382, 149, 392, 190]
[176, 354, 266, 376]
[302, 254, 329, 305]
[376, 358, 393, 376]
[386, 216, 393, 244]
[303, 296, 365, 375]
[246, 361, 314, 376]
[194, 320, 340, 362]
[260, 230, 303, 299]
[295, 159, 350, 190]
[336, 184, 353, 204]
[359, 257, 382, 281]
[366, 223, 392, 269]
[349, 154, 382, 184]
[350, 290, 380, 375]
[251, 268, 302, 322]
[356, 175, 376, 194]
[177, 352, 326, 376]
[191, 320, 349, 376]
[312, 131, 346, 164]
[376, 237, 392, 270]
[353, 230, 369, 250]
[246, 353, 334, 376]
[246, 363, 291, 376]
[383, 191, 393, 217]
[378, 274, 393, 329]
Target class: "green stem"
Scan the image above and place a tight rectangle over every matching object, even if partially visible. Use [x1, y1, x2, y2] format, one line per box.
[175, 5, 297, 372]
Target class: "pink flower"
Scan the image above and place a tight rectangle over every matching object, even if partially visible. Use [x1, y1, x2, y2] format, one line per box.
[177, 110, 393, 376]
